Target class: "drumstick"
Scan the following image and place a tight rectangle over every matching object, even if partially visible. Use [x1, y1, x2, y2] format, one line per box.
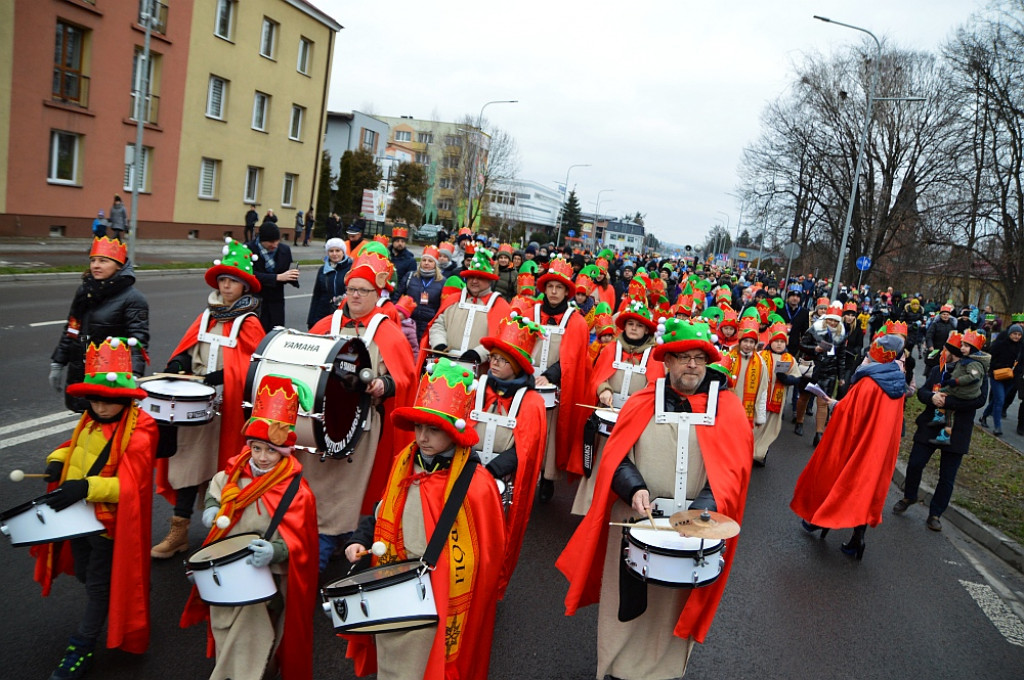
[645, 508, 658, 530]
[576, 404, 619, 412]
[8, 470, 48, 482]
[608, 521, 676, 531]
[353, 541, 388, 558]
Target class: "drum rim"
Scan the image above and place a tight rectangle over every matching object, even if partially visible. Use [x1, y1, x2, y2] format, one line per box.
[0, 491, 66, 520]
[322, 560, 426, 596]
[317, 335, 373, 458]
[5, 527, 105, 548]
[625, 567, 723, 589]
[329, 615, 439, 635]
[186, 531, 262, 569]
[196, 590, 278, 606]
[140, 380, 217, 400]
[625, 530, 725, 558]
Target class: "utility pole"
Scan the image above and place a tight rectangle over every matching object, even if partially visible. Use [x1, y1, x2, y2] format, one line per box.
[128, 0, 154, 264]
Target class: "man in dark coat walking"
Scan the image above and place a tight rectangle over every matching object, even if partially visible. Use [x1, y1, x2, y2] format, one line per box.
[247, 222, 299, 332]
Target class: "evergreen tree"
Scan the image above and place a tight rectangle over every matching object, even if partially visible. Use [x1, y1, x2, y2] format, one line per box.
[561, 189, 583, 244]
[390, 162, 429, 224]
[314, 149, 333, 237]
[336, 149, 382, 221]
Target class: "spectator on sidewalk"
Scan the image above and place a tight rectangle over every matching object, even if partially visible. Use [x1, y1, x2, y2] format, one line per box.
[109, 195, 128, 241]
[91, 210, 108, 238]
[303, 208, 315, 246]
[247, 222, 299, 332]
[244, 205, 259, 242]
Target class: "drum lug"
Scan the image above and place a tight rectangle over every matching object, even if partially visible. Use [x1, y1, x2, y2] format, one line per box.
[418, 577, 427, 601]
[692, 571, 699, 586]
[35, 506, 46, 524]
[185, 569, 195, 585]
[212, 566, 221, 587]
[359, 590, 370, 617]
[0, 523, 7, 537]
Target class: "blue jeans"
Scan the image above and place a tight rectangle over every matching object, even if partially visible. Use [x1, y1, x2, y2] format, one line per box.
[318, 532, 351, 572]
[982, 377, 1010, 431]
[903, 440, 964, 518]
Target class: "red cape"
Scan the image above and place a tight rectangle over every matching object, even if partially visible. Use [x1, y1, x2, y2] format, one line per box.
[156, 312, 265, 504]
[790, 371, 905, 528]
[595, 282, 616, 310]
[556, 381, 752, 643]
[345, 445, 507, 679]
[587, 340, 665, 405]
[33, 408, 158, 653]
[309, 310, 416, 513]
[180, 454, 320, 680]
[549, 309, 592, 476]
[415, 291, 512, 374]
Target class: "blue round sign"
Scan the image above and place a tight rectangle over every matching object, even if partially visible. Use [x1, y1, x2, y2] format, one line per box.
[568, 230, 576, 237]
[856, 256, 872, 271]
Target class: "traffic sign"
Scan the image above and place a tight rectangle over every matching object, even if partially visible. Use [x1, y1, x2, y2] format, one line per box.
[568, 230, 575, 237]
[856, 256, 872, 271]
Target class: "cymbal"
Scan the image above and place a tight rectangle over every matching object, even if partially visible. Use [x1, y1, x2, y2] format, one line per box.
[668, 509, 740, 540]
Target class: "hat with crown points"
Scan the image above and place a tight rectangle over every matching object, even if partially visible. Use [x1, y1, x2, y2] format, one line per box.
[767, 321, 789, 344]
[575, 264, 601, 295]
[345, 245, 393, 293]
[244, 375, 299, 448]
[394, 294, 417, 319]
[66, 336, 148, 400]
[392, 226, 409, 240]
[737, 314, 760, 341]
[89, 236, 127, 265]
[707, 352, 738, 388]
[481, 314, 546, 375]
[462, 247, 498, 281]
[593, 303, 616, 337]
[962, 329, 986, 352]
[653, 318, 722, 362]
[392, 358, 479, 447]
[884, 319, 908, 338]
[867, 334, 905, 364]
[536, 256, 575, 291]
[943, 330, 963, 354]
[205, 237, 261, 293]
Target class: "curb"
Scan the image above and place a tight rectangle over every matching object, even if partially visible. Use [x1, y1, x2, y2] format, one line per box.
[893, 460, 1024, 574]
[0, 268, 208, 283]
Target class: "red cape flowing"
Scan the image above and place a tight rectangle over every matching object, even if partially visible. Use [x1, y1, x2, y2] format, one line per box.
[553, 310, 592, 476]
[308, 310, 416, 514]
[587, 340, 665, 405]
[155, 312, 264, 504]
[345, 445, 507, 679]
[32, 408, 158, 653]
[415, 291, 512, 375]
[790, 373, 905, 528]
[595, 282, 616, 310]
[180, 454, 320, 680]
[556, 382, 752, 643]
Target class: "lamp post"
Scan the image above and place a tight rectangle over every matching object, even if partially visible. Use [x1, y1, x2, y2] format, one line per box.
[594, 189, 613, 249]
[555, 163, 591, 245]
[467, 100, 517, 228]
[127, 0, 155, 264]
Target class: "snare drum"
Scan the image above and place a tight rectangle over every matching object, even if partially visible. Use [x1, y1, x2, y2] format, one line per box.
[246, 329, 372, 457]
[185, 533, 278, 606]
[321, 560, 437, 634]
[595, 409, 618, 436]
[623, 517, 725, 588]
[0, 494, 104, 547]
[536, 384, 558, 410]
[140, 378, 216, 426]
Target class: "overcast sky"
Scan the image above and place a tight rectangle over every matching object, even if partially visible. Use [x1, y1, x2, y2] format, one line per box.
[316, 0, 987, 247]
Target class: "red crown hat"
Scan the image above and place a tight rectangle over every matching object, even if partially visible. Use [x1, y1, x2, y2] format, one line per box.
[737, 315, 760, 341]
[868, 334, 905, 364]
[537, 256, 575, 291]
[392, 226, 409, 240]
[458, 227, 473, 238]
[205, 238, 262, 293]
[516, 270, 536, 295]
[463, 242, 476, 256]
[393, 358, 479, 447]
[813, 296, 829, 309]
[481, 314, 546, 375]
[767, 321, 789, 344]
[89, 236, 127, 265]
[962, 329, 986, 352]
[594, 310, 616, 337]
[674, 294, 695, 319]
[438, 241, 455, 254]
[345, 250, 393, 292]
[509, 294, 535, 317]
[244, 375, 299, 447]
[940, 303, 955, 313]
[708, 353, 738, 389]
[373, 234, 390, 248]
[497, 243, 514, 255]
[884, 319, 908, 337]
[394, 294, 417, 318]
[943, 330, 963, 352]
[843, 301, 858, 314]
[66, 336, 148, 400]
[718, 306, 739, 330]
[421, 245, 440, 262]
[616, 298, 657, 333]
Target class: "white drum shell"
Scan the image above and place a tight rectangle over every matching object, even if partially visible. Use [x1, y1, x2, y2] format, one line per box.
[537, 385, 558, 409]
[186, 533, 277, 606]
[321, 561, 437, 634]
[624, 518, 725, 588]
[596, 410, 618, 436]
[0, 498, 104, 547]
[140, 379, 216, 426]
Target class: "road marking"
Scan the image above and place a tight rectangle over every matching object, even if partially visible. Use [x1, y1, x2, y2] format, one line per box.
[0, 411, 78, 436]
[284, 293, 311, 300]
[960, 580, 1024, 647]
[0, 421, 79, 449]
[29, 320, 66, 327]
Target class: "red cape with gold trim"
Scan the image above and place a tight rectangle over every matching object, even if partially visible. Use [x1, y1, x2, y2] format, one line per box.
[556, 381, 752, 643]
[790, 370, 905, 528]
[180, 453, 319, 680]
[309, 309, 416, 513]
[587, 339, 665, 406]
[415, 290, 512, 375]
[32, 407, 158, 653]
[156, 312, 264, 504]
[345, 444, 507, 679]
[546, 307, 592, 476]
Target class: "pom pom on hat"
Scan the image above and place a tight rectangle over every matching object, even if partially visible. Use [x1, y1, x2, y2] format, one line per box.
[106, 371, 118, 383]
[454, 418, 467, 431]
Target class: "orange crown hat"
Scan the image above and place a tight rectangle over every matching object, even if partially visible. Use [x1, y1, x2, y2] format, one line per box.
[373, 234, 390, 249]
[509, 294, 535, 317]
[244, 375, 299, 448]
[457, 227, 473, 238]
[884, 319, 909, 338]
[393, 358, 479, 447]
[707, 352, 738, 389]
[391, 226, 409, 240]
[767, 321, 789, 344]
[843, 301, 858, 314]
[345, 248, 393, 292]
[421, 245, 440, 263]
[653, 318, 722, 362]
[90, 236, 127, 265]
[868, 334, 905, 364]
[718, 305, 739, 330]
[438, 241, 455, 255]
[205, 237, 262, 293]
[481, 314, 546, 375]
[66, 336, 147, 400]
[497, 243, 514, 255]
[940, 303, 955, 313]
[594, 308, 616, 337]
[737, 314, 760, 341]
[537, 256, 575, 291]
[463, 242, 477, 256]
[943, 330, 963, 353]
[394, 294, 417, 318]
[516, 270, 536, 296]
[815, 296, 831, 309]
[962, 329, 986, 352]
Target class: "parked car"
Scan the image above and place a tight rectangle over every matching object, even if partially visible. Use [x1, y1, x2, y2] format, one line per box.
[413, 224, 442, 242]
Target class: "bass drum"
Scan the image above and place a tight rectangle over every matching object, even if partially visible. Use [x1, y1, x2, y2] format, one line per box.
[246, 329, 373, 458]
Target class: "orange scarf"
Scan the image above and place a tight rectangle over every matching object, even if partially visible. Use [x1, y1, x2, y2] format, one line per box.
[203, 448, 296, 544]
[733, 350, 764, 424]
[762, 350, 794, 413]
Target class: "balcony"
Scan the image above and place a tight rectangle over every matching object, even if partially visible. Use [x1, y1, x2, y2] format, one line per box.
[129, 93, 161, 125]
[140, 1, 169, 35]
[52, 70, 90, 108]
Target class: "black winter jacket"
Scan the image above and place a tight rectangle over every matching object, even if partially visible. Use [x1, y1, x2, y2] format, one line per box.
[912, 365, 987, 454]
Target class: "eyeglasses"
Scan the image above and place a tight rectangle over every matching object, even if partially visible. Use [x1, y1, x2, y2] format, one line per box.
[346, 287, 376, 297]
[489, 354, 510, 366]
[670, 353, 707, 366]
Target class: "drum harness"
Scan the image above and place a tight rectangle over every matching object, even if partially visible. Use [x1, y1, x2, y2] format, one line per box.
[469, 375, 525, 510]
[531, 303, 575, 374]
[650, 378, 719, 518]
[453, 289, 501, 355]
[196, 309, 251, 402]
[610, 342, 652, 409]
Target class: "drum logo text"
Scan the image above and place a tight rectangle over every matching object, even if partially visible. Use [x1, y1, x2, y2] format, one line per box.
[282, 341, 321, 352]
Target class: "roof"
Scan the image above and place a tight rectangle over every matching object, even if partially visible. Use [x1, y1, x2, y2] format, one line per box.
[286, 0, 344, 32]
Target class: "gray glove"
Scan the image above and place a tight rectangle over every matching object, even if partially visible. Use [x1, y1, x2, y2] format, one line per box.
[48, 363, 65, 393]
[201, 506, 219, 529]
[247, 538, 274, 568]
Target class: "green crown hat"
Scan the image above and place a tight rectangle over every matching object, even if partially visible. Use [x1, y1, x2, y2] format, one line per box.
[617, 297, 657, 332]
[1012, 312, 1024, 323]
[205, 238, 261, 293]
[653, 319, 722, 362]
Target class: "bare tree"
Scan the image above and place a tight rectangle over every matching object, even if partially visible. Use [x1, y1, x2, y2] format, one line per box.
[449, 115, 520, 230]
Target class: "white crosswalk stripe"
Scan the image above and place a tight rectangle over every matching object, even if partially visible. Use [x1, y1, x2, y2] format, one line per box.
[0, 411, 78, 437]
[960, 580, 1024, 647]
[0, 412, 79, 448]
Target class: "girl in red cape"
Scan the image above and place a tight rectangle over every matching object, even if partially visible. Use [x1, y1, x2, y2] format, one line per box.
[790, 334, 907, 560]
[153, 239, 265, 560]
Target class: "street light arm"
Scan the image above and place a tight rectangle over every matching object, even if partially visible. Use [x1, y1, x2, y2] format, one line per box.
[556, 163, 591, 245]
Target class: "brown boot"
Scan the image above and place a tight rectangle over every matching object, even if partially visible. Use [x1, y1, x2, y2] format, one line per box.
[151, 516, 190, 558]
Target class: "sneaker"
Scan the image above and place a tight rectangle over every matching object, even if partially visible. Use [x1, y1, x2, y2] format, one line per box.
[892, 498, 914, 514]
[794, 423, 804, 436]
[50, 637, 94, 680]
[993, 429, 1003, 437]
[928, 431, 952, 446]
[928, 412, 946, 427]
[926, 515, 942, 532]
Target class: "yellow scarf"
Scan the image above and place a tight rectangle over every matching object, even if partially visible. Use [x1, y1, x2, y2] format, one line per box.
[732, 349, 764, 424]
[761, 350, 794, 413]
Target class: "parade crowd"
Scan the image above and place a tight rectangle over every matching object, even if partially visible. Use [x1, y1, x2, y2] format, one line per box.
[15, 224, 1024, 680]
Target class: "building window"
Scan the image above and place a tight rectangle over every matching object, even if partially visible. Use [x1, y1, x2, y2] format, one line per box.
[48, 130, 81, 184]
[439, 177, 453, 190]
[252, 92, 269, 131]
[289, 105, 304, 141]
[297, 38, 312, 74]
[442, 155, 460, 169]
[130, 47, 160, 124]
[417, 132, 433, 143]
[199, 158, 219, 198]
[53, 21, 88, 106]
[438, 199, 453, 211]
[416, 152, 429, 165]
[140, 0, 168, 35]
[282, 173, 297, 206]
[244, 166, 262, 203]
[207, 75, 227, 119]
[361, 128, 377, 152]
[260, 18, 277, 59]
[123, 145, 151, 192]
[444, 135, 462, 147]
[395, 130, 411, 142]
[214, 0, 234, 40]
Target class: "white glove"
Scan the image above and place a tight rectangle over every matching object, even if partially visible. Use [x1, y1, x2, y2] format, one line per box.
[201, 506, 219, 529]
[247, 538, 274, 568]
[49, 363, 65, 393]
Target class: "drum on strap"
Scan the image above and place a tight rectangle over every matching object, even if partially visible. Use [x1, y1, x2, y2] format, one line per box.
[582, 408, 618, 478]
[495, 477, 513, 514]
[536, 384, 558, 410]
[140, 378, 216, 426]
[185, 533, 278, 606]
[245, 329, 373, 457]
[623, 517, 725, 588]
[0, 493, 105, 547]
[321, 560, 437, 634]
[423, 349, 482, 378]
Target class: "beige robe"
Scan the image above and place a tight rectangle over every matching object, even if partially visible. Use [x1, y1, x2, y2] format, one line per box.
[597, 416, 707, 680]
[532, 317, 568, 481]
[753, 352, 801, 462]
[427, 290, 498, 360]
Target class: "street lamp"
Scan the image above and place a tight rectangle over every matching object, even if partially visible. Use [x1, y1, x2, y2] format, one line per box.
[127, 0, 156, 264]
[555, 163, 591, 245]
[467, 99, 517, 228]
[814, 15, 925, 299]
[594, 191, 613, 248]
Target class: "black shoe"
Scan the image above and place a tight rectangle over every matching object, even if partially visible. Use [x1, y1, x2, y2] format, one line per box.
[979, 416, 989, 427]
[841, 540, 865, 560]
[926, 515, 942, 531]
[812, 432, 822, 446]
[801, 519, 829, 539]
[538, 478, 554, 503]
[1016, 427, 1024, 436]
[993, 429, 1003, 436]
[794, 423, 804, 436]
[50, 637, 94, 680]
[892, 498, 914, 514]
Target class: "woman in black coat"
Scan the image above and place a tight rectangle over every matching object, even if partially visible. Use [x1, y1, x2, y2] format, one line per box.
[980, 324, 1023, 436]
[794, 313, 847, 445]
[49, 239, 149, 412]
